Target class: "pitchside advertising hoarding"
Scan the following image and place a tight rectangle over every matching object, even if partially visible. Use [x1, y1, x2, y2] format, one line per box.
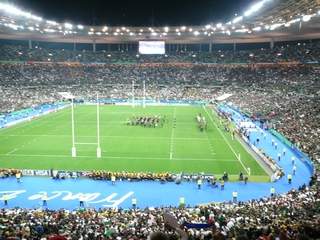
[139, 41, 165, 54]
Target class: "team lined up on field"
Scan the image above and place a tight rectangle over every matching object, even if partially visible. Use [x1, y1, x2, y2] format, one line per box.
[127, 115, 166, 128]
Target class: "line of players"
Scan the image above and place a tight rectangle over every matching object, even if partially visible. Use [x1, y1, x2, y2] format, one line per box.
[127, 115, 165, 128]
[195, 113, 207, 131]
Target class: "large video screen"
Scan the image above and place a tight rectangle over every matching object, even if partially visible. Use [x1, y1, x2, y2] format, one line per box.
[139, 41, 165, 55]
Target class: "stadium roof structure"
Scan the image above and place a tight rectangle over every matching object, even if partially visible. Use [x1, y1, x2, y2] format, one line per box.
[0, 0, 320, 44]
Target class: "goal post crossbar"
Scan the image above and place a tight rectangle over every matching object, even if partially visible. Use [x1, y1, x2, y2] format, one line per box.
[71, 94, 102, 158]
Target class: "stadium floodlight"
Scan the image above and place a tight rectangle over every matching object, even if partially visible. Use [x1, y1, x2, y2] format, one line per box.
[88, 31, 94, 35]
[244, 0, 271, 17]
[77, 25, 84, 30]
[4, 23, 19, 30]
[0, 3, 42, 21]
[180, 26, 186, 31]
[0, 3, 24, 16]
[235, 28, 248, 33]
[164, 26, 169, 32]
[151, 32, 157, 36]
[188, 28, 193, 32]
[28, 26, 34, 31]
[232, 16, 243, 24]
[46, 20, 58, 25]
[129, 32, 134, 36]
[193, 30, 200, 36]
[302, 15, 312, 22]
[96, 32, 102, 35]
[177, 32, 181, 36]
[270, 23, 282, 30]
[205, 24, 211, 29]
[216, 23, 222, 28]
[252, 26, 262, 31]
[64, 22, 73, 29]
[44, 28, 56, 33]
[31, 15, 42, 21]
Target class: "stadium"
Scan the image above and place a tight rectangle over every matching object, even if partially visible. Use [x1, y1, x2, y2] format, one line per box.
[0, 0, 319, 239]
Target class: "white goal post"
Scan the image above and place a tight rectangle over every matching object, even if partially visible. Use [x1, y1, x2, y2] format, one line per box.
[71, 94, 102, 158]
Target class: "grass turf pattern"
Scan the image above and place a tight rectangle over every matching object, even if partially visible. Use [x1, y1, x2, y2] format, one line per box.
[0, 105, 268, 181]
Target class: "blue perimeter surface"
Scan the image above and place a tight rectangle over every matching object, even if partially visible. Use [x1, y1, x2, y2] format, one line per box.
[0, 105, 312, 210]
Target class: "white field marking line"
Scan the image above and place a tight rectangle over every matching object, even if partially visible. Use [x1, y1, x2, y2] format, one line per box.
[0, 107, 68, 135]
[5, 134, 38, 155]
[5, 112, 68, 155]
[203, 106, 249, 175]
[205, 132, 216, 156]
[6, 148, 18, 155]
[1, 134, 222, 141]
[4, 111, 67, 156]
[170, 107, 176, 160]
[75, 142, 98, 145]
[74, 121, 197, 125]
[0, 153, 237, 162]
[0, 109, 69, 148]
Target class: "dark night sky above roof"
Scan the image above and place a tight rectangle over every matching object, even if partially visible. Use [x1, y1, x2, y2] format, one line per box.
[10, 0, 253, 26]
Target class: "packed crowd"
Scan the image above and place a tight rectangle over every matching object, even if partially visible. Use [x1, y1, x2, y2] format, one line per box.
[0, 61, 319, 165]
[0, 40, 320, 63]
[0, 182, 319, 239]
[227, 90, 320, 162]
[0, 42, 320, 239]
[0, 62, 318, 110]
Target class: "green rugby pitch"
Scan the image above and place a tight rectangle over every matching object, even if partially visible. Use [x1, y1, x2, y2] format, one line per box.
[0, 105, 269, 181]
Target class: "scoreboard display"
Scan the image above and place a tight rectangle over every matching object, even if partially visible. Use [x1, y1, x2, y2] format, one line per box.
[139, 41, 165, 54]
